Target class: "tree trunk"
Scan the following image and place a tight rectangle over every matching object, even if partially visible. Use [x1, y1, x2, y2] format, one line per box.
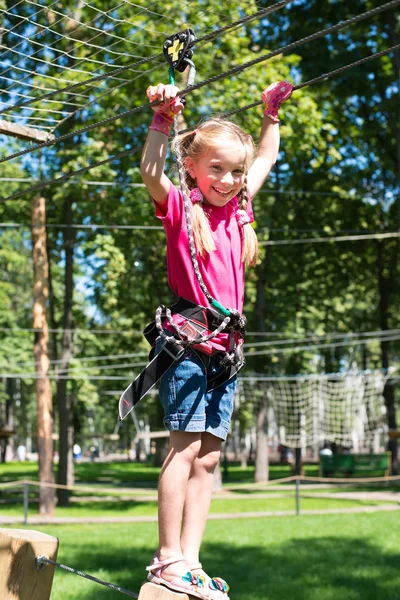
[377, 239, 397, 475]
[56, 196, 75, 505]
[254, 398, 269, 482]
[31, 195, 55, 515]
[4, 378, 15, 462]
[385, 12, 399, 475]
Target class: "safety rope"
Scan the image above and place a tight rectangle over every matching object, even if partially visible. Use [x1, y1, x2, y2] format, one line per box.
[155, 50, 244, 338]
[0, 0, 397, 167]
[216, 42, 400, 120]
[36, 555, 138, 598]
[0, 0, 292, 118]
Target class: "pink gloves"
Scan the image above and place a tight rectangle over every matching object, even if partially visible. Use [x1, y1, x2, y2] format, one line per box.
[146, 84, 185, 136]
[261, 81, 293, 123]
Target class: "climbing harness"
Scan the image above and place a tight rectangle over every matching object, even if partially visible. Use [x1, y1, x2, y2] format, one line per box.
[119, 29, 247, 421]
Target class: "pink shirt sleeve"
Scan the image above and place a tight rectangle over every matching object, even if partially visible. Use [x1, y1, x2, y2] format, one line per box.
[153, 182, 183, 227]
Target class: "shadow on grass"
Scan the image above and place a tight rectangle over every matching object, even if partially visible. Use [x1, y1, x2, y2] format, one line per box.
[57, 536, 400, 600]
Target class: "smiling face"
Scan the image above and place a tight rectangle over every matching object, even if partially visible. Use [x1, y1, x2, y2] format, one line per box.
[186, 137, 247, 207]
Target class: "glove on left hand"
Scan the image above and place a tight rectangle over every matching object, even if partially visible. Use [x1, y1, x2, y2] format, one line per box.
[261, 81, 293, 122]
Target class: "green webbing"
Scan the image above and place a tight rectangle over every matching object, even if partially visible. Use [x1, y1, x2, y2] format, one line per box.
[210, 300, 231, 317]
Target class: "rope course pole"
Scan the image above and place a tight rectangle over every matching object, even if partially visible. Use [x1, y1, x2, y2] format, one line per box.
[35, 555, 139, 598]
[295, 477, 301, 515]
[0, 0, 397, 168]
[0, 119, 54, 142]
[23, 481, 29, 525]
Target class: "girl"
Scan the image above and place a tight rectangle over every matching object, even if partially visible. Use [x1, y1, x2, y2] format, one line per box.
[141, 80, 292, 599]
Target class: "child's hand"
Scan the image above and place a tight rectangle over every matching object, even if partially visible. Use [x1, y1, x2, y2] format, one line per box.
[261, 81, 293, 123]
[146, 83, 185, 119]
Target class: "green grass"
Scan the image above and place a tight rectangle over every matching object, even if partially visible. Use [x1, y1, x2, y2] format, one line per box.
[1, 461, 399, 598]
[12, 511, 399, 599]
[1, 460, 397, 521]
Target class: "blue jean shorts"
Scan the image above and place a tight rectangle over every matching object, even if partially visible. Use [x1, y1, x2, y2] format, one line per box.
[156, 338, 237, 441]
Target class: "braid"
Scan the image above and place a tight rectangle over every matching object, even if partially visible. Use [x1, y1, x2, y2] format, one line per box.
[238, 176, 259, 267]
[238, 175, 249, 211]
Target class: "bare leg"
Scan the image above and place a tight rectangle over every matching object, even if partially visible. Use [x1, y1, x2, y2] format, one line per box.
[157, 430, 202, 580]
[180, 432, 222, 564]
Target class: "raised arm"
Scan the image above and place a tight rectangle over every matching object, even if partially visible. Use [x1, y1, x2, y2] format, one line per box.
[247, 81, 293, 200]
[140, 83, 184, 206]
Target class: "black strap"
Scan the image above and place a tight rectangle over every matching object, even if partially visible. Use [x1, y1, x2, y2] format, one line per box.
[119, 339, 185, 420]
[206, 344, 245, 392]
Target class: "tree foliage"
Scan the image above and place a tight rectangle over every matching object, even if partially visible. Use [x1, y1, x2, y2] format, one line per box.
[0, 0, 398, 466]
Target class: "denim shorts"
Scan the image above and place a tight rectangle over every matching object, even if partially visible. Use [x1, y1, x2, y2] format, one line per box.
[156, 338, 237, 441]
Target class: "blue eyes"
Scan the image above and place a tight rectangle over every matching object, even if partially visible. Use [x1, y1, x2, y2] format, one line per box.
[211, 166, 244, 174]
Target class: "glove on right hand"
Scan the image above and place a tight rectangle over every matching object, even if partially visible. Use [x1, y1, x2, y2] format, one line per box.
[146, 84, 185, 119]
[146, 83, 185, 136]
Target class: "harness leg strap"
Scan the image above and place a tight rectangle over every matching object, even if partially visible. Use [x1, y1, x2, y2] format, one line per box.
[118, 339, 185, 420]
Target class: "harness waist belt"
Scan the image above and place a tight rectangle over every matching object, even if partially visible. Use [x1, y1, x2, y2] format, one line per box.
[118, 298, 245, 421]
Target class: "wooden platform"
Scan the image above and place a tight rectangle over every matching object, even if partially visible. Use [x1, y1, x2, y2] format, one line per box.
[0, 528, 59, 600]
[138, 581, 197, 600]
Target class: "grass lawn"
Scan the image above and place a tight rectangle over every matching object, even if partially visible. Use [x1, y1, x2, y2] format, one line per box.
[1, 460, 397, 520]
[13, 511, 399, 600]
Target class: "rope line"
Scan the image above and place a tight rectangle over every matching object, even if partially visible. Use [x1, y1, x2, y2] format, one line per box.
[2, 335, 399, 379]
[36, 556, 138, 599]
[0, 0, 397, 170]
[0, 326, 385, 336]
[221, 45, 400, 120]
[0, 175, 390, 200]
[0, 146, 144, 203]
[0, 0, 292, 117]
[2, 365, 399, 381]
[0, 48, 398, 197]
[2, 222, 399, 243]
[53, 61, 163, 133]
[259, 231, 400, 245]
[1, 41, 397, 203]
[245, 334, 400, 357]
[179, 1, 400, 95]
[0, 73, 90, 99]
[245, 329, 400, 349]
[5, 329, 398, 369]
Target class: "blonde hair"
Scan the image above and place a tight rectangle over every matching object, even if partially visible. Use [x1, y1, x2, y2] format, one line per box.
[173, 118, 259, 266]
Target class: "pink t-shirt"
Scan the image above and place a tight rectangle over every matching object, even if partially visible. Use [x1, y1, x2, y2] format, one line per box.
[155, 183, 254, 351]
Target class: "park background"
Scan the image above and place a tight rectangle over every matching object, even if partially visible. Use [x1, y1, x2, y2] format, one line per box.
[0, 0, 399, 598]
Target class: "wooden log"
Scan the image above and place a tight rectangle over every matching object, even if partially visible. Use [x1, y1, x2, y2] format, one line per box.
[0, 528, 59, 600]
[138, 581, 196, 600]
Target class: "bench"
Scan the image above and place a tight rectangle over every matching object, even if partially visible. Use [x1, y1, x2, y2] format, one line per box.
[319, 452, 391, 477]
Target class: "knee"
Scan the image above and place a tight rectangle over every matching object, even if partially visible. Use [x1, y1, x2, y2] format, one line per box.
[176, 438, 202, 465]
[196, 449, 221, 473]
